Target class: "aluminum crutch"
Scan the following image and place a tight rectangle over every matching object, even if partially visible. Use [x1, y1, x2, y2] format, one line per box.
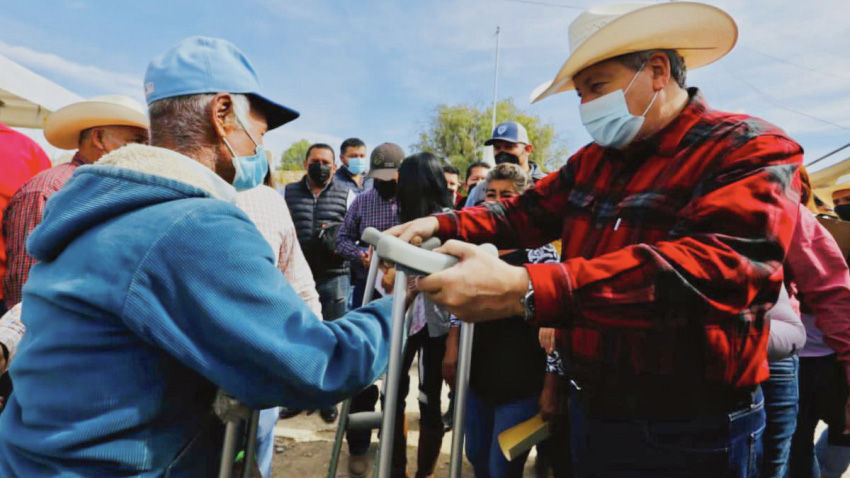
[361, 229, 496, 478]
[327, 228, 385, 478]
[215, 391, 261, 478]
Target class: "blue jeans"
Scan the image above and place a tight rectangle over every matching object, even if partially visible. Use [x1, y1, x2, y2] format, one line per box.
[761, 357, 799, 478]
[816, 428, 850, 478]
[789, 355, 850, 478]
[464, 390, 540, 478]
[256, 407, 279, 478]
[315, 274, 350, 321]
[570, 387, 765, 478]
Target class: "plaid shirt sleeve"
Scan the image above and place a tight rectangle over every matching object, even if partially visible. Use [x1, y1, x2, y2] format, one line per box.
[3, 189, 48, 309]
[437, 135, 802, 332]
[277, 206, 323, 317]
[0, 302, 24, 365]
[336, 193, 363, 261]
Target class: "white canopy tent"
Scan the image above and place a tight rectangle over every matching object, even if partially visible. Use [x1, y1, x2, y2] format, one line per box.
[0, 52, 83, 129]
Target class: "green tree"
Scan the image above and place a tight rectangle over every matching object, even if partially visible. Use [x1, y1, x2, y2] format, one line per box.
[412, 99, 569, 176]
[278, 139, 311, 171]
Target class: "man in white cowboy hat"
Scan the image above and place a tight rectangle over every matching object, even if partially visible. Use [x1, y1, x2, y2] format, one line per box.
[388, 3, 803, 476]
[0, 36, 393, 478]
[2, 95, 149, 310]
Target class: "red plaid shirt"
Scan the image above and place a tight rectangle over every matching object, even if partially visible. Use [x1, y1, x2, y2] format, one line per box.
[436, 89, 802, 393]
[3, 153, 88, 308]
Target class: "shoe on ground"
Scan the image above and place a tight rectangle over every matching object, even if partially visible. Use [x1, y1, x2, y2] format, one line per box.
[348, 453, 369, 478]
[320, 406, 339, 423]
[278, 407, 302, 419]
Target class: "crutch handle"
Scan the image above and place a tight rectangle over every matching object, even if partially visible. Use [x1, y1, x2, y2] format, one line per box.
[361, 227, 383, 247]
[420, 237, 442, 251]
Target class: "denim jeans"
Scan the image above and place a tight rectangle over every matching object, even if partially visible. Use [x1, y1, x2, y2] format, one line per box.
[315, 274, 350, 321]
[816, 427, 850, 478]
[761, 356, 799, 478]
[789, 354, 850, 478]
[465, 390, 540, 478]
[570, 387, 765, 478]
[256, 407, 279, 478]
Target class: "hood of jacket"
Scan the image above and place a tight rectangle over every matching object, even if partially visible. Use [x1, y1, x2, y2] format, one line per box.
[27, 143, 237, 263]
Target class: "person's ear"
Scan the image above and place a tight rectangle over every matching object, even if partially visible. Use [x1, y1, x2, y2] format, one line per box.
[90, 128, 107, 152]
[210, 93, 238, 139]
[525, 144, 534, 155]
[648, 52, 670, 91]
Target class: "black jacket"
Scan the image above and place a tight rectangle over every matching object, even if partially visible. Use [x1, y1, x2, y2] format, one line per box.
[284, 176, 350, 278]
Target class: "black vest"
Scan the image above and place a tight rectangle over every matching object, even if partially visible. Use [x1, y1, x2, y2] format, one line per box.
[284, 176, 350, 278]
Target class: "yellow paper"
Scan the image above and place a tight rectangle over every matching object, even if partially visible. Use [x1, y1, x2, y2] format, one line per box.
[497, 413, 552, 461]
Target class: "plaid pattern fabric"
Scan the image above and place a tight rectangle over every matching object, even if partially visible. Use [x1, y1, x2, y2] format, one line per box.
[436, 88, 803, 390]
[0, 303, 23, 364]
[236, 185, 322, 316]
[3, 153, 86, 309]
[336, 188, 399, 261]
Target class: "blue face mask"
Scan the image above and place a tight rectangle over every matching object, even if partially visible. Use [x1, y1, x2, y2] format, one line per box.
[222, 119, 267, 191]
[347, 157, 368, 175]
[579, 66, 658, 149]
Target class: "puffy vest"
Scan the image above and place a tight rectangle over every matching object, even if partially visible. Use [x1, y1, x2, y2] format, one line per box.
[284, 176, 350, 278]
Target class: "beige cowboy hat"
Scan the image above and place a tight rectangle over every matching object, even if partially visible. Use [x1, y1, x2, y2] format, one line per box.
[44, 95, 150, 150]
[815, 174, 850, 210]
[530, 2, 738, 103]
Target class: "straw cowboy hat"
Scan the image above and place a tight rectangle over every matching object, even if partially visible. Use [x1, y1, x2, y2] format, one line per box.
[45, 95, 150, 150]
[530, 1, 738, 103]
[815, 174, 850, 210]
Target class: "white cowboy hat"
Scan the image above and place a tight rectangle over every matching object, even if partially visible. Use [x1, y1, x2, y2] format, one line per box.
[530, 2, 738, 103]
[815, 174, 850, 210]
[44, 95, 150, 150]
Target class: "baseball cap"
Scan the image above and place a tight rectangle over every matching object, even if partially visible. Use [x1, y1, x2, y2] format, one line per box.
[368, 143, 405, 181]
[144, 36, 299, 130]
[484, 121, 529, 146]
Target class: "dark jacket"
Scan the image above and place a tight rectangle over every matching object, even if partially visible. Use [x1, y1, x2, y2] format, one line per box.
[284, 176, 350, 278]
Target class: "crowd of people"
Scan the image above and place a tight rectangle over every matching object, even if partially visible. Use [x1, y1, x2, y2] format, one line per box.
[1, 2, 850, 478]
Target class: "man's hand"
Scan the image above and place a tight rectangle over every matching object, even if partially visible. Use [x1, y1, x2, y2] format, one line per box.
[381, 267, 396, 294]
[416, 240, 528, 323]
[359, 247, 373, 268]
[844, 396, 850, 434]
[539, 328, 556, 354]
[442, 328, 460, 389]
[385, 217, 440, 245]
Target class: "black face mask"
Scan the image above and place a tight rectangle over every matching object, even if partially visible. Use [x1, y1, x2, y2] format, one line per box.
[494, 151, 520, 165]
[835, 204, 850, 221]
[374, 179, 398, 200]
[308, 162, 332, 185]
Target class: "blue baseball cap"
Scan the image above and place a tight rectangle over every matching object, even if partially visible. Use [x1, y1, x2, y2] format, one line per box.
[144, 36, 299, 130]
[484, 121, 530, 146]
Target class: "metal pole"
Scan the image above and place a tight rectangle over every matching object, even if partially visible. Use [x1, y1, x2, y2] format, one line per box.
[328, 249, 382, 478]
[218, 422, 239, 478]
[241, 410, 261, 478]
[448, 322, 475, 478]
[377, 269, 410, 478]
[491, 26, 501, 131]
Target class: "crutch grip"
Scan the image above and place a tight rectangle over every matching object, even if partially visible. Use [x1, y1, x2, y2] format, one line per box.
[361, 227, 383, 247]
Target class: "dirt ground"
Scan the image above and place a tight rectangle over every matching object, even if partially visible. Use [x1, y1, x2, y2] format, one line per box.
[270, 362, 541, 477]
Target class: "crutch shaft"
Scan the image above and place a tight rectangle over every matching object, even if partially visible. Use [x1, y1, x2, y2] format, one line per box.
[449, 322, 475, 478]
[377, 269, 410, 478]
[218, 421, 240, 478]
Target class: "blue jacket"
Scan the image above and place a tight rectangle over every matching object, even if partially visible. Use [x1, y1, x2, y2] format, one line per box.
[0, 145, 392, 477]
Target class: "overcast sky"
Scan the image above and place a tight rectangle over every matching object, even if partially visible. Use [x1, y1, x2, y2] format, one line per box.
[2, 0, 849, 173]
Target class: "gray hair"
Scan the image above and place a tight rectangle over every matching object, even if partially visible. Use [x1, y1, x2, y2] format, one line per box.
[148, 93, 251, 155]
[610, 49, 687, 88]
[484, 163, 532, 195]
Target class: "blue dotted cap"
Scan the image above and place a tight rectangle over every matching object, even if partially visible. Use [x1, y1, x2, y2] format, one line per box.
[144, 36, 299, 130]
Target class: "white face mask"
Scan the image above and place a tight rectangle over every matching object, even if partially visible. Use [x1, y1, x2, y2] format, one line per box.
[579, 66, 658, 149]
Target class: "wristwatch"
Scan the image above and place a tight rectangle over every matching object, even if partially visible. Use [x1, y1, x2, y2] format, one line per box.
[521, 278, 535, 323]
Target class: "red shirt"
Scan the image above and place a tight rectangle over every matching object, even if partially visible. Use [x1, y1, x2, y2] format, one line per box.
[2, 153, 86, 309]
[436, 89, 802, 394]
[0, 123, 51, 304]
